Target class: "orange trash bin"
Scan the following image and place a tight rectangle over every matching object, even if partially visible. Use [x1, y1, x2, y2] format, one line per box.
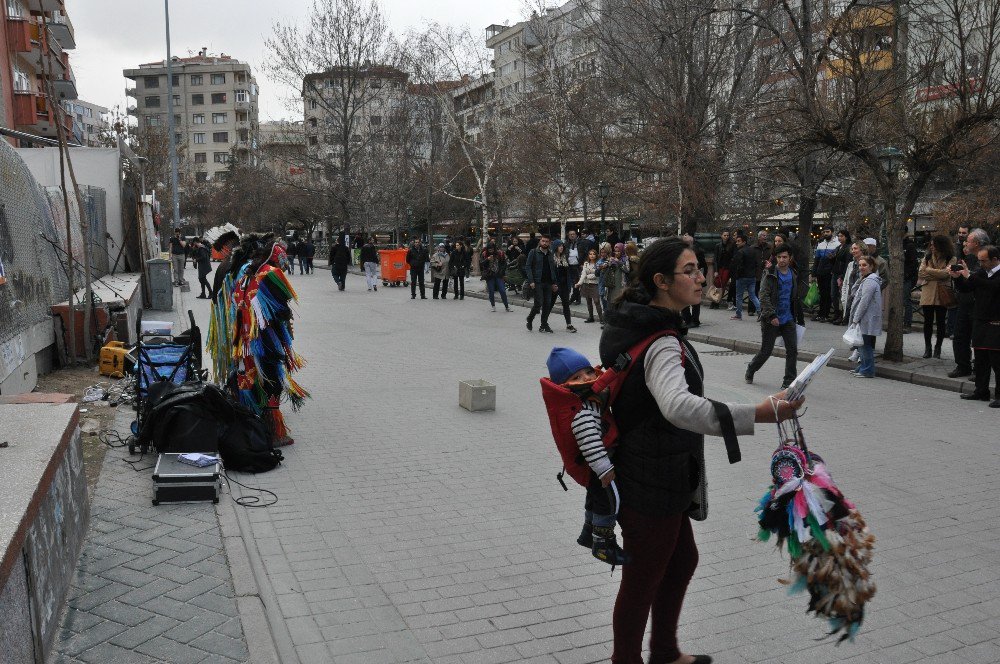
[378, 249, 410, 287]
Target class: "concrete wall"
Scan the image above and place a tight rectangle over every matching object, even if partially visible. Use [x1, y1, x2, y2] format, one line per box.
[0, 400, 86, 664]
[15, 147, 124, 261]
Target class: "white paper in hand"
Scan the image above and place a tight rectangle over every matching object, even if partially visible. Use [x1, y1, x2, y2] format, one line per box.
[784, 348, 835, 402]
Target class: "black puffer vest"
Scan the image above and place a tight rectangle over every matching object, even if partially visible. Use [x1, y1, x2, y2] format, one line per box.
[600, 302, 707, 517]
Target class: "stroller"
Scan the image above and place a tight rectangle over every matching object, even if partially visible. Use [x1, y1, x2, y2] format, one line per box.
[130, 310, 204, 454]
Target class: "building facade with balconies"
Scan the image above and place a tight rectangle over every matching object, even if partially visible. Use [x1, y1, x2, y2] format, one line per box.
[1, 0, 78, 146]
[124, 49, 259, 182]
[63, 98, 108, 146]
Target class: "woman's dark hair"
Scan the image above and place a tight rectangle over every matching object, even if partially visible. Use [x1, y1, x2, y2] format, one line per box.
[616, 237, 690, 306]
[553, 242, 566, 256]
[838, 229, 852, 245]
[928, 234, 955, 263]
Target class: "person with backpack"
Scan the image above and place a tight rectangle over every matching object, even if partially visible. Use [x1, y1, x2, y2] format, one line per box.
[544, 347, 628, 567]
[598, 237, 804, 664]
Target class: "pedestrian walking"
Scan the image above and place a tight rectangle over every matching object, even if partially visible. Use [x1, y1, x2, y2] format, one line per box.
[850, 256, 883, 378]
[711, 231, 734, 310]
[546, 242, 578, 333]
[917, 234, 957, 358]
[525, 235, 559, 332]
[745, 244, 803, 388]
[287, 239, 301, 275]
[329, 238, 350, 291]
[566, 230, 593, 305]
[360, 237, 379, 292]
[811, 228, 840, 322]
[596, 242, 613, 314]
[576, 248, 604, 325]
[481, 241, 511, 312]
[449, 241, 469, 300]
[730, 233, 760, 320]
[194, 239, 213, 299]
[303, 238, 315, 274]
[950, 228, 989, 377]
[169, 229, 187, 286]
[598, 237, 804, 664]
[955, 244, 1000, 406]
[406, 239, 429, 299]
[430, 243, 451, 299]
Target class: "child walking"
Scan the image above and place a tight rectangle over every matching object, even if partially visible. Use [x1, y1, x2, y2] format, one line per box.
[546, 347, 629, 566]
[576, 249, 604, 324]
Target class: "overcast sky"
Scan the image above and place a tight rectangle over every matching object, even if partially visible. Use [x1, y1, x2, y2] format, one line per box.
[70, 0, 525, 122]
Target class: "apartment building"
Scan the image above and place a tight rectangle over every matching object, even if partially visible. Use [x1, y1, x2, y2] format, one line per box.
[259, 120, 306, 181]
[63, 98, 108, 146]
[124, 49, 259, 182]
[1, 0, 78, 146]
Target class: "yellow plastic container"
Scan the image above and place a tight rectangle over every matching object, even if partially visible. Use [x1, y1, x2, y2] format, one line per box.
[99, 341, 131, 378]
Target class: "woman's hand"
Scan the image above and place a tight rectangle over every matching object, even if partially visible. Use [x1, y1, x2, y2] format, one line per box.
[754, 392, 805, 423]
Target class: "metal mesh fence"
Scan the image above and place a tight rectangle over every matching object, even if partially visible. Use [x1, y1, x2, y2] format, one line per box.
[0, 141, 70, 348]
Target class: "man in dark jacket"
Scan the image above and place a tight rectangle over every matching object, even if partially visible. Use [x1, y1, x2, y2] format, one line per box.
[360, 238, 379, 292]
[745, 245, 804, 389]
[950, 228, 988, 377]
[955, 244, 1000, 406]
[524, 235, 559, 333]
[731, 234, 761, 320]
[302, 238, 315, 274]
[329, 239, 350, 291]
[405, 239, 429, 299]
[810, 227, 840, 322]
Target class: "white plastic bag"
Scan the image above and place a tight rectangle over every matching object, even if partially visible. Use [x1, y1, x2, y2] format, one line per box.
[843, 323, 863, 348]
[776, 324, 806, 349]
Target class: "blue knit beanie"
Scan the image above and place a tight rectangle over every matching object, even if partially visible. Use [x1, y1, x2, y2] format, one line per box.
[547, 347, 593, 384]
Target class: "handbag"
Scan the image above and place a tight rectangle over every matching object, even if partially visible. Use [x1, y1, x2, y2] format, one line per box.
[937, 280, 956, 308]
[707, 285, 723, 304]
[843, 323, 863, 348]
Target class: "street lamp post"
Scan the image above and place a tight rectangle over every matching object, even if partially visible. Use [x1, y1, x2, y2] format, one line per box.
[597, 181, 610, 245]
[164, 0, 180, 230]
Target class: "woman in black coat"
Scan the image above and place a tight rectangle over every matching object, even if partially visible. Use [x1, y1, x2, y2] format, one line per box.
[449, 241, 469, 300]
[330, 239, 350, 291]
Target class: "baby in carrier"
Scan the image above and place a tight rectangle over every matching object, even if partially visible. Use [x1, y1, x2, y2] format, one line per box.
[546, 347, 629, 567]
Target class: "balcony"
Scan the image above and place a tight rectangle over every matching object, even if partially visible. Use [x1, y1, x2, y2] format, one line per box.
[51, 60, 78, 100]
[47, 10, 75, 49]
[125, 87, 137, 98]
[126, 105, 138, 115]
[12, 91, 73, 137]
[6, 18, 32, 52]
[25, 21, 66, 78]
[34, 0, 64, 10]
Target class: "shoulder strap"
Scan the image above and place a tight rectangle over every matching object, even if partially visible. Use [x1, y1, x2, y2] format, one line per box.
[708, 399, 741, 464]
[591, 329, 680, 402]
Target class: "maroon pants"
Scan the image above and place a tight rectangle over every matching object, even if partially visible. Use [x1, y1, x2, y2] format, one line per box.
[612, 508, 699, 664]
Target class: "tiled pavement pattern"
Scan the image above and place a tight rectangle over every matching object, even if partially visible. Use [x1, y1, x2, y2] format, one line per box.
[216, 265, 1000, 664]
[49, 367, 250, 662]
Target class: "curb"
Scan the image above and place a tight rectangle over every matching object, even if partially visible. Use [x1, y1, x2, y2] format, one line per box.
[217, 488, 295, 664]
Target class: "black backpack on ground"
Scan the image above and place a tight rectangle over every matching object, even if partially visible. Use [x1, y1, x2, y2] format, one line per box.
[217, 402, 283, 473]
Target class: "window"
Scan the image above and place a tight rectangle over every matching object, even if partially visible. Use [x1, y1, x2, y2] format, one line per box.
[190, 74, 203, 85]
[211, 73, 225, 85]
[173, 95, 181, 105]
[194, 153, 207, 164]
[216, 171, 228, 181]
[370, 116, 381, 126]
[213, 131, 228, 143]
[371, 79, 382, 89]
[12, 65, 30, 91]
[235, 90, 249, 103]
[323, 134, 335, 144]
[238, 128, 249, 141]
[143, 76, 159, 88]
[171, 74, 179, 86]
[214, 152, 230, 163]
[173, 114, 181, 125]
[174, 133, 182, 144]
[308, 136, 318, 145]
[6, 0, 23, 18]
[145, 115, 160, 127]
[308, 117, 318, 128]
[144, 96, 161, 107]
[309, 99, 318, 109]
[193, 132, 206, 144]
[236, 111, 249, 122]
[192, 113, 205, 124]
[211, 92, 227, 104]
[195, 172, 208, 182]
[212, 112, 227, 124]
[86, 124, 94, 133]
[192, 93, 204, 105]
[236, 73, 247, 83]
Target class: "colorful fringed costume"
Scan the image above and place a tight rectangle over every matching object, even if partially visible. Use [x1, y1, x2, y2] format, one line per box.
[207, 269, 238, 383]
[756, 409, 876, 643]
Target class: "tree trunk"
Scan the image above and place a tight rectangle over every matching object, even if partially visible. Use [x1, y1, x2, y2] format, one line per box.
[795, 195, 817, 304]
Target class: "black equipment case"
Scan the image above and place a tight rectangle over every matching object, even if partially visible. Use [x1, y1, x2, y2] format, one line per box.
[152, 453, 221, 505]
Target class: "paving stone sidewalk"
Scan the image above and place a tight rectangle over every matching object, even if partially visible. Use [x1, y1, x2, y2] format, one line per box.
[49, 307, 252, 664]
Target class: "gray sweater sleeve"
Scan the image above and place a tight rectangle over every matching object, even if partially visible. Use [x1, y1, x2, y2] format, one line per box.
[643, 337, 756, 437]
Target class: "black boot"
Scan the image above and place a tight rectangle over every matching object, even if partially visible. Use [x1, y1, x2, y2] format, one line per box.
[592, 525, 630, 567]
[934, 340, 943, 359]
[923, 342, 932, 359]
[577, 524, 593, 549]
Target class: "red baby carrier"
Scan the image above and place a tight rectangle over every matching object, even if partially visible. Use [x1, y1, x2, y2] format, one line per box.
[540, 330, 682, 489]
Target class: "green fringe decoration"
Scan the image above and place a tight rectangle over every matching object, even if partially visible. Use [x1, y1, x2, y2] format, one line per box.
[757, 528, 771, 542]
[807, 513, 831, 552]
[787, 533, 801, 559]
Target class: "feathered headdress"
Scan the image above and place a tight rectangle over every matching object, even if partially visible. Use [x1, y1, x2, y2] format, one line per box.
[755, 401, 876, 643]
[212, 230, 240, 251]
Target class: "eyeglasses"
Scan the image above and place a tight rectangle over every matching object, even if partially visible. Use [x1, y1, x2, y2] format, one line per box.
[673, 268, 702, 278]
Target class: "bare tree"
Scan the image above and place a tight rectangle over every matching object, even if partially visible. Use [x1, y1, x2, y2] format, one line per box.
[267, 0, 405, 237]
